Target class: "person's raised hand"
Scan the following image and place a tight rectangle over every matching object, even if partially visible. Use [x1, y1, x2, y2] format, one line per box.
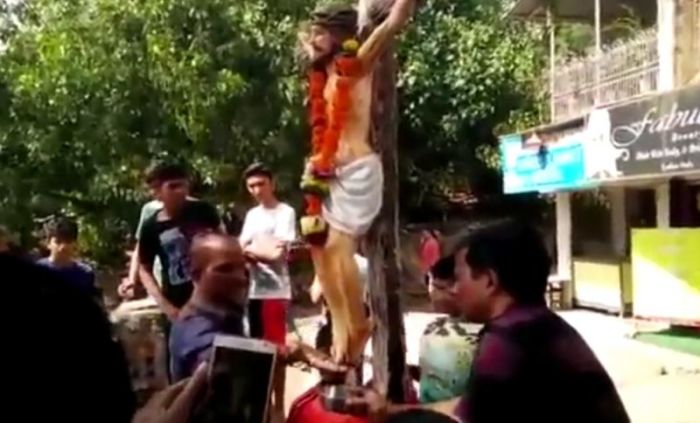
[303, 343, 348, 375]
[284, 340, 348, 380]
[132, 362, 208, 423]
[117, 278, 135, 300]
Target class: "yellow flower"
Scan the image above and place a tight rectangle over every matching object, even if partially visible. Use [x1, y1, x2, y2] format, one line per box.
[342, 39, 359, 53]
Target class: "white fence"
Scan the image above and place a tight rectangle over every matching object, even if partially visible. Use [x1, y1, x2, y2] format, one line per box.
[551, 30, 659, 122]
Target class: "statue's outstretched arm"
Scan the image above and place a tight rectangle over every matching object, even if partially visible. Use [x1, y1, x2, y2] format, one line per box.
[357, 0, 416, 72]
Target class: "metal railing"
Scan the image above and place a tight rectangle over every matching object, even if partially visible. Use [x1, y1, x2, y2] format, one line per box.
[550, 29, 659, 123]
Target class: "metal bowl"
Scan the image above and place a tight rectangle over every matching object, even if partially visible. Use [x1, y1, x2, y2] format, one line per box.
[320, 384, 362, 414]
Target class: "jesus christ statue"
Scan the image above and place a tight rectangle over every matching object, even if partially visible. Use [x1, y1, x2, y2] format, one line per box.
[298, 0, 415, 365]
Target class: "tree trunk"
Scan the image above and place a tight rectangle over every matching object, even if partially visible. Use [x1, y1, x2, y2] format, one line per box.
[366, 42, 407, 403]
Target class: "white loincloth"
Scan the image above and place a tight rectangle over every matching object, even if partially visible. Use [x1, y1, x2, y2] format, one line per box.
[323, 153, 383, 236]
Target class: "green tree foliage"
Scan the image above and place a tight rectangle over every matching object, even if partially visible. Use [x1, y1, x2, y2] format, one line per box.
[0, 0, 313, 262]
[0, 0, 546, 263]
[397, 0, 545, 218]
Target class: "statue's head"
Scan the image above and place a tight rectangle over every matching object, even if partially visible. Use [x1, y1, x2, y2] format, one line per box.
[299, 3, 358, 67]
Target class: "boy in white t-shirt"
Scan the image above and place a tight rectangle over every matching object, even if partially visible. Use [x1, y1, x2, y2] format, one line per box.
[239, 162, 297, 420]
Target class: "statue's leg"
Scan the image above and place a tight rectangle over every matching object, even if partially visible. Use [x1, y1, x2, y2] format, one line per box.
[313, 228, 370, 364]
[310, 238, 349, 363]
[337, 242, 372, 364]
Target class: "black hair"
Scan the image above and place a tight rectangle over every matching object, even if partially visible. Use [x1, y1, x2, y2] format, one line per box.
[458, 220, 551, 305]
[430, 255, 455, 281]
[386, 409, 459, 423]
[243, 162, 273, 181]
[3, 255, 136, 421]
[46, 217, 79, 242]
[144, 161, 189, 186]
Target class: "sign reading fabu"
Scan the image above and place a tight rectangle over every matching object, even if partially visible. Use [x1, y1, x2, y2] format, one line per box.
[500, 133, 592, 194]
[586, 83, 700, 181]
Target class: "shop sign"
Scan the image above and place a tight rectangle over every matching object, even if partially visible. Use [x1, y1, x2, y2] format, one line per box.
[586, 84, 700, 181]
[500, 133, 591, 194]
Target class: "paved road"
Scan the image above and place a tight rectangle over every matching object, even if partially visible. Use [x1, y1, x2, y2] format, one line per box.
[284, 310, 700, 422]
[563, 311, 700, 423]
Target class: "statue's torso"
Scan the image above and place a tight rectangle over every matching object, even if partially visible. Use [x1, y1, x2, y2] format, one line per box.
[325, 69, 374, 165]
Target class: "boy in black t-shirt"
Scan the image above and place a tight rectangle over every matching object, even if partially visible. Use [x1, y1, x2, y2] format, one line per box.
[138, 162, 221, 320]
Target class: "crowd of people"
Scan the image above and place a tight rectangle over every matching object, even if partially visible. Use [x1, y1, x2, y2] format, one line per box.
[2, 158, 633, 423]
[114, 161, 307, 420]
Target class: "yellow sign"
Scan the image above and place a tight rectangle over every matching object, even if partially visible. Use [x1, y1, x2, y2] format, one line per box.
[632, 229, 700, 324]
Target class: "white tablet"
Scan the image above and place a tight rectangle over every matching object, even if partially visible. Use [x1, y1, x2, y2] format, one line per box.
[207, 335, 278, 423]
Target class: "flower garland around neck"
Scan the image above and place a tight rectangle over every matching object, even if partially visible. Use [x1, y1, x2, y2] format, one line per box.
[300, 38, 362, 245]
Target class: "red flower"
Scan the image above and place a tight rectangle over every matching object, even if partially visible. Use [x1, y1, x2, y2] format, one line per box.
[303, 54, 362, 219]
[336, 57, 362, 77]
[305, 195, 322, 215]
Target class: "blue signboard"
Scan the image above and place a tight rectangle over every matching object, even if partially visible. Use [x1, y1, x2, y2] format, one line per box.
[500, 133, 592, 194]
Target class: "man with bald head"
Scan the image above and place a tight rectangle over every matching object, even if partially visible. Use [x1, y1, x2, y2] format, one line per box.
[170, 233, 249, 381]
[170, 233, 344, 383]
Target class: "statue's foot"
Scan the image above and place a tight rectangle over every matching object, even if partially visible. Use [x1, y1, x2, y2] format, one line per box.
[347, 318, 373, 367]
[331, 322, 350, 365]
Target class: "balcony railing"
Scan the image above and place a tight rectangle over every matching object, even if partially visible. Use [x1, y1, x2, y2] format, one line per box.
[551, 29, 659, 123]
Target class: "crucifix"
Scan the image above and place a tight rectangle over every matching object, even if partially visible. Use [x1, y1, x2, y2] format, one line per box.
[297, 0, 414, 399]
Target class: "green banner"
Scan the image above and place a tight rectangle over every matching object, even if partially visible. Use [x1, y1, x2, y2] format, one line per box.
[632, 228, 700, 324]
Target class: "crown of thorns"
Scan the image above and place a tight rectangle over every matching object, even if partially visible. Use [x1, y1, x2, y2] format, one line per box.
[311, 4, 358, 30]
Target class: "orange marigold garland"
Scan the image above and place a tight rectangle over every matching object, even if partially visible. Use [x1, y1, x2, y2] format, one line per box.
[300, 39, 363, 245]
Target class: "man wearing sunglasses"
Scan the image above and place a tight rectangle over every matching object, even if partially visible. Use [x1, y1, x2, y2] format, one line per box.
[137, 162, 222, 321]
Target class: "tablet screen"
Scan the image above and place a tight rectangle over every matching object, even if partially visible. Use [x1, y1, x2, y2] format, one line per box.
[207, 336, 277, 423]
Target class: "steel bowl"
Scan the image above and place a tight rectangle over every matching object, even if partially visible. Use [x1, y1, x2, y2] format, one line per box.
[320, 384, 363, 414]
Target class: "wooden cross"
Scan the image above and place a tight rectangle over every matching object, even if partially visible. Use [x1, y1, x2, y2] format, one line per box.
[366, 41, 407, 403]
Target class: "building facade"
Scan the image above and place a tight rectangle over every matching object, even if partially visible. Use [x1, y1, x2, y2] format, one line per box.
[503, 0, 700, 324]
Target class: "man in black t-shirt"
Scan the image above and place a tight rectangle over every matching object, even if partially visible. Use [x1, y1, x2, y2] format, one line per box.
[138, 162, 221, 320]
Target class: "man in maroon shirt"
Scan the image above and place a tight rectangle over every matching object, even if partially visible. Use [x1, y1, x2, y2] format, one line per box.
[351, 220, 629, 423]
[452, 220, 629, 422]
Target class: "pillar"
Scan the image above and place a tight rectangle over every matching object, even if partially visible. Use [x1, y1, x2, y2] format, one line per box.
[594, 0, 602, 103]
[675, 0, 700, 84]
[556, 192, 573, 307]
[656, 182, 671, 228]
[547, 6, 556, 121]
[608, 187, 628, 255]
[556, 192, 572, 279]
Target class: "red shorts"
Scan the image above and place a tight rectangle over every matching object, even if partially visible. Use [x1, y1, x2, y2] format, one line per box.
[247, 299, 288, 345]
